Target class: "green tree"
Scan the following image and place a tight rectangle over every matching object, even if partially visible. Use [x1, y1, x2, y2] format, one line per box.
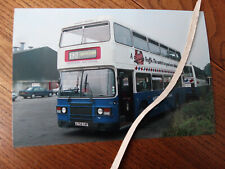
[204, 63, 211, 76]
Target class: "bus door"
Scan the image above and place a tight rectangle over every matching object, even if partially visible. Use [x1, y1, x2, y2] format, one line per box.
[118, 69, 134, 122]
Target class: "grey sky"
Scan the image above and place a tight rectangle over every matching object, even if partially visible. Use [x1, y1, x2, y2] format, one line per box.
[13, 9, 210, 69]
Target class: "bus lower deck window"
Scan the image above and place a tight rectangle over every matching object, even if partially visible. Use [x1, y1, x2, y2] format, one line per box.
[136, 73, 151, 92]
[152, 75, 163, 90]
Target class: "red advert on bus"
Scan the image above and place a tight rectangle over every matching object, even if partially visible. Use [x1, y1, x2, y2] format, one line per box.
[134, 50, 144, 65]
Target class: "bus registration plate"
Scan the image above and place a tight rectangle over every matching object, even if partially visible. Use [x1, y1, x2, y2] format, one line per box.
[184, 83, 191, 87]
[75, 122, 89, 127]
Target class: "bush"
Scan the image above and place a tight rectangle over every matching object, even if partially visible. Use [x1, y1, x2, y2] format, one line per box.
[163, 88, 215, 137]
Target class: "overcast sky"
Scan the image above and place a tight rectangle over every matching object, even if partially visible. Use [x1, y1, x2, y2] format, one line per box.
[13, 8, 210, 69]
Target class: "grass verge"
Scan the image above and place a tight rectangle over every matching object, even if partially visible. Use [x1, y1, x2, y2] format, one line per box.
[163, 88, 215, 137]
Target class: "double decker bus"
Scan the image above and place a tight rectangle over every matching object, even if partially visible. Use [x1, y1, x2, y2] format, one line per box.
[182, 64, 208, 98]
[56, 17, 187, 130]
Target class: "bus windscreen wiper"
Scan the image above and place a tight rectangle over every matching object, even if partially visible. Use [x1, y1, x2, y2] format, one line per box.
[83, 74, 93, 102]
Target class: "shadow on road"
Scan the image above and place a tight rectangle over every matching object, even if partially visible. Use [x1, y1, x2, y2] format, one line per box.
[62, 127, 129, 140]
[61, 111, 172, 141]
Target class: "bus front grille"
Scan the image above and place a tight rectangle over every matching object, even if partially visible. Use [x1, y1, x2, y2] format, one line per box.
[70, 107, 92, 120]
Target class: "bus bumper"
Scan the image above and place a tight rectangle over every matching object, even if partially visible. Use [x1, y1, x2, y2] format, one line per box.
[58, 120, 119, 131]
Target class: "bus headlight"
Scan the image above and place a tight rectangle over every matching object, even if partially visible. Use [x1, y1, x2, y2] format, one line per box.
[97, 108, 103, 115]
[97, 108, 111, 116]
[61, 107, 67, 114]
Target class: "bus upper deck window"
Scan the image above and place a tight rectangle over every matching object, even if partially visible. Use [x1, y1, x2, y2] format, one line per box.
[168, 49, 176, 60]
[114, 23, 132, 47]
[148, 39, 160, 55]
[133, 32, 149, 52]
[83, 23, 110, 43]
[60, 27, 83, 47]
[60, 22, 110, 47]
[176, 52, 181, 61]
[160, 44, 168, 58]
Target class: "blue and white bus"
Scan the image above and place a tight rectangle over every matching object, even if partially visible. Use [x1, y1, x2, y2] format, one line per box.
[56, 17, 193, 130]
[182, 64, 208, 99]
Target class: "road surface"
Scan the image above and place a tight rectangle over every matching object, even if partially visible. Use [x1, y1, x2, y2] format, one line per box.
[13, 96, 173, 147]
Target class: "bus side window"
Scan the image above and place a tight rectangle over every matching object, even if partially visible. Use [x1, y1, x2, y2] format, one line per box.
[168, 49, 176, 60]
[160, 44, 168, 58]
[133, 32, 149, 51]
[114, 23, 132, 47]
[152, 75, 163, 90]
[148, 39, 160, 55]
[118, 72, 129, 93]
[136, 73, 151, 92]
[163, 75, 172, 88]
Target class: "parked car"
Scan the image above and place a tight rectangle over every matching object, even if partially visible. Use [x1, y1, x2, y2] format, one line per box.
[19, 86, 53, 99]
[52, 87, 59, 95]
[12, 92, 18, 101]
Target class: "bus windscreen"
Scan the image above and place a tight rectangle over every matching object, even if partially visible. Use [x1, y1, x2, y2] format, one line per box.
[183, 66, 193, 77]
[60, 22, 110, 47]
[60, 69, 115, 97]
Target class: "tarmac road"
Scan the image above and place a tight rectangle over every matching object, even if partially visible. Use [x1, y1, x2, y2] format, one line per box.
[13, 96, 173, 147]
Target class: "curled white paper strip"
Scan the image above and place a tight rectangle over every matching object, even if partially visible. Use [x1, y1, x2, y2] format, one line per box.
[111, 0, 202, 168]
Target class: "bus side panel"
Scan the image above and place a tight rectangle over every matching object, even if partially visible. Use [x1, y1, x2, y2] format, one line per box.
[133, 87, 192, 119]
[193, 86, 209, 98]
[173, 87, 188, 105]
[133, 90, 176, 118]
